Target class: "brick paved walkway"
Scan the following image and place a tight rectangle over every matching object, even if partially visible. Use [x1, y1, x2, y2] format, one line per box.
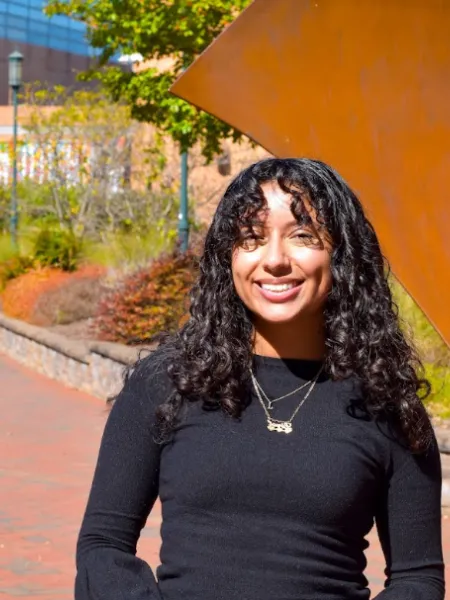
[0, 352, 448, 599]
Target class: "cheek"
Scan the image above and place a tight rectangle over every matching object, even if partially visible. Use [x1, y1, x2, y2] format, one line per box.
[295, 248, 332, 285]
[231, 249, 259, 289]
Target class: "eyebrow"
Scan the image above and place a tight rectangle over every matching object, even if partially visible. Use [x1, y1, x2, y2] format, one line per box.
[286, 219, 311, 227]
[240, 221, 318, 235]
[282, 218, 316, 230]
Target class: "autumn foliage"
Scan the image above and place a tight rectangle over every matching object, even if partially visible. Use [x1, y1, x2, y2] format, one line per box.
[1, 265, 105, 326]
[94, 252, 198, 345]
[0, 255, 35, 291]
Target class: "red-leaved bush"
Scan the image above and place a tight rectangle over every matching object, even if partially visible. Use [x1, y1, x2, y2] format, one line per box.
[93, 252, 198, 345]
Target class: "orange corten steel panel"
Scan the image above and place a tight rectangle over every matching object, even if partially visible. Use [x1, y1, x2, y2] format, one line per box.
[170, 0, 450, 346]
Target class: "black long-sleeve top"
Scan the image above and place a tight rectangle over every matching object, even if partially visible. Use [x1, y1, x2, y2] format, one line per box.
[75, 353, 445, 600]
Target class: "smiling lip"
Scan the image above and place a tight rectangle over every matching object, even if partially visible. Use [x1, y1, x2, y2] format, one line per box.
[255, 279, 304, 303]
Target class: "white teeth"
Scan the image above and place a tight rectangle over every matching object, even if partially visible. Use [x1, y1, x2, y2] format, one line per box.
[260, 283, 297, 292]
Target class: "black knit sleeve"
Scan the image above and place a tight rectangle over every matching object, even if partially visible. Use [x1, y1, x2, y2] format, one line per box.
[75, 354, 168, 600]
[373, 432, 445, 599]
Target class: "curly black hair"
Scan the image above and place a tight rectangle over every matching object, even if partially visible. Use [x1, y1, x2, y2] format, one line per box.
[154, 158, 432, 452]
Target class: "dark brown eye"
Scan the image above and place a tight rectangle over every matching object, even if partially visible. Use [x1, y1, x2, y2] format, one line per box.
[239, 231, 264, 250]
[293, 232, 320, 246]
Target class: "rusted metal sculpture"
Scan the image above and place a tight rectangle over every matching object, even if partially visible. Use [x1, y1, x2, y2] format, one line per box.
[170, 0, 450, 346]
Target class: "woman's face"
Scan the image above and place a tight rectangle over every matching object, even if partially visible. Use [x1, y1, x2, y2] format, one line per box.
[232, 181, 332, 326]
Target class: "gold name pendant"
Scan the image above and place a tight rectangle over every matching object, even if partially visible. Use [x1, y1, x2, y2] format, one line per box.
[267, 421, 293, 434]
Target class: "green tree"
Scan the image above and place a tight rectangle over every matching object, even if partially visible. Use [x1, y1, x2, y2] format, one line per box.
[21, 85, 137, 238]
[19, 85, 174, 242]
[45, 0, 252, 160]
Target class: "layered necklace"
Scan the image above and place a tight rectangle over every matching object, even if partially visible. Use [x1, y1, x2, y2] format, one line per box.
[250, 365, 323, 434]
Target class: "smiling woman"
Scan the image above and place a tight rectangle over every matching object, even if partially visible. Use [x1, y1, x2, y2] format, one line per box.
[75, 158, 444, 600]
[232, 180, 332, 359]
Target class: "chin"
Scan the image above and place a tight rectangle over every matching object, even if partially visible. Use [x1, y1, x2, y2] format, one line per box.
[255, 309, 305, 325]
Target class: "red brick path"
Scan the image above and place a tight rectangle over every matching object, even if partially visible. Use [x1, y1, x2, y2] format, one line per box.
[0, 352, 448, 599]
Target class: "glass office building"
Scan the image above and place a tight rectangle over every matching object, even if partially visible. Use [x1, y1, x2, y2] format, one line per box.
[0, 0, 92, 56]
[0, 0, 112, 104]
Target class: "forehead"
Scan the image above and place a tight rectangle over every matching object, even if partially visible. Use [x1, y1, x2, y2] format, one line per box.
[257, 181, 314, 224]
[260, 181, 292, 210]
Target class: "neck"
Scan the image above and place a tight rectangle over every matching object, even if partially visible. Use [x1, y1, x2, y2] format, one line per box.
[253, 315, 326, 361]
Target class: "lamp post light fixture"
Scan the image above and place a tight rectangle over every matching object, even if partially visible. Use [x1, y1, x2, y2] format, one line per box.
[8, 50, 23, 248]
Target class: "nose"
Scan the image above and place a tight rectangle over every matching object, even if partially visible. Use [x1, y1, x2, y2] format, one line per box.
[262, 236, 290, 273]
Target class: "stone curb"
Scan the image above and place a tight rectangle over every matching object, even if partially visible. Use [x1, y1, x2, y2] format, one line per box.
[88, 340, 153, 366]
[0, 312, 143, 400]
[0, 313, 89, 363]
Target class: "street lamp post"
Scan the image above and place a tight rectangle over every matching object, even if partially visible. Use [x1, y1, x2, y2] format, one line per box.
[178, 149, 189, 252]
[8, 51, 23, 248]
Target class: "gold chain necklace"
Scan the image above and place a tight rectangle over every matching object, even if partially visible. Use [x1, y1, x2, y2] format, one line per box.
[253, 376, 311, 410]
[250, 366, 323, 434]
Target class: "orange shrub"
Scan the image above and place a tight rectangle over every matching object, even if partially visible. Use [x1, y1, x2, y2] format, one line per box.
[1, 265, 105, 326]
[94, 252, 198, 345]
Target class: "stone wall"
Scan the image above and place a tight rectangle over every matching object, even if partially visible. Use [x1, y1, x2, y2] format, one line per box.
[0, 313, 145, 400]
